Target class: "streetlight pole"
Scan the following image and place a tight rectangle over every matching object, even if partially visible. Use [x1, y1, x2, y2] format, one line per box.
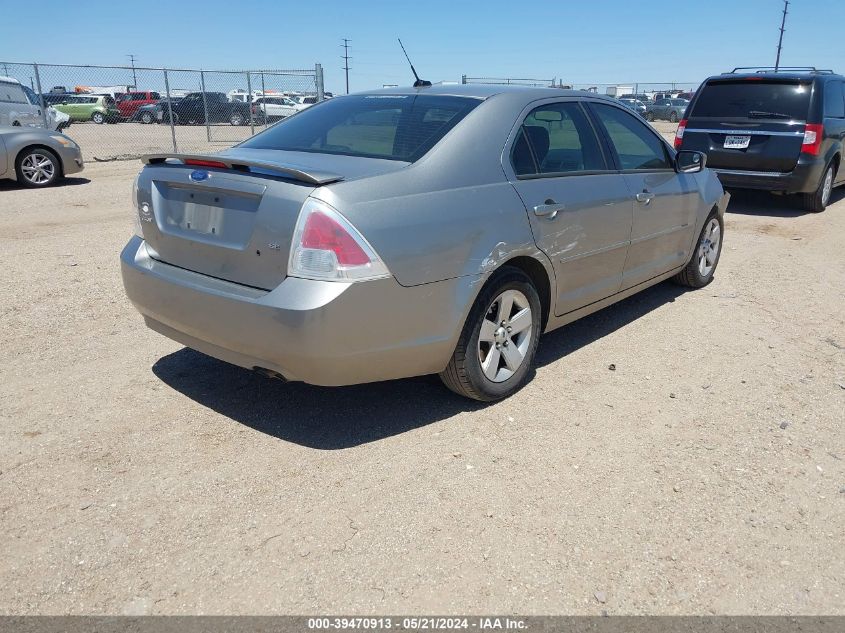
[775, 1, 789, 71]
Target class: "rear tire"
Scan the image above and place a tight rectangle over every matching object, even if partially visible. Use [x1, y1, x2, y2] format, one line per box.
[229, 111, 245, 126]
[669, 111, 678, 123]
[646, 111, 655, 122]
[91, 111, 105, 124]
[140, 111, 154, 124]
[802, 163, 835, 213]
[673, 213, 723, 288]
[440, 267, 542, 401]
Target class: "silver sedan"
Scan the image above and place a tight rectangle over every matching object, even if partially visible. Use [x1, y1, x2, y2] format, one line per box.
[0, 126, 84, 187]
[121, 85, 729, 401]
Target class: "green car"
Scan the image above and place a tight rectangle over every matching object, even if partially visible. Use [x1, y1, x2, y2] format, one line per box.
[43, 94, 121, 124]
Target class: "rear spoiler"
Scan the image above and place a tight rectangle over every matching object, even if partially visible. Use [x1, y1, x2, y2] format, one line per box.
[141, 153, 343, 186]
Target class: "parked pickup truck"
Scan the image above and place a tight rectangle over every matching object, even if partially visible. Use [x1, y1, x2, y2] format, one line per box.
[169, 92, 252, 126]
[117, 91, 161, 119]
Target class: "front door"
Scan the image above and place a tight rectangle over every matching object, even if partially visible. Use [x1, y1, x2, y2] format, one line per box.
[506, 100, 634, 316]
[589, 102, 698, 290]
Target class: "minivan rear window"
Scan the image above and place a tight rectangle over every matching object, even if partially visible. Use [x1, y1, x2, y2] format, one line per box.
[240, 95, 480, 162]
[691, 79, 812, 120]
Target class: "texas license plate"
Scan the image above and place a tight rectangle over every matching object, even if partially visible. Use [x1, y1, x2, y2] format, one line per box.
[724, 135, 751, 149]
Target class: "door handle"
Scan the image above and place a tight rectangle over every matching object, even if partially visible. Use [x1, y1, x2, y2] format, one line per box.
[635, 191, 655, 204]
[533, 199, 565, 219]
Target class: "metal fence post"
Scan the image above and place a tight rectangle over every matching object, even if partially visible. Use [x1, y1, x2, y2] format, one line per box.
[163, 68, 178, 153]
[32, 63, 49, 129]
[260, 71, 267, 127]
[315, 63, 324, 101]
[246, 71, 254, 135]
[200, 70, 211, 142]
[461, 74, 467, 85]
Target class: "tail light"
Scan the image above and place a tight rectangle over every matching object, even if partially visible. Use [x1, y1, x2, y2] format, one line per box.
[289, 198, 390, 282]
[801, 123, 823, 156]
[184, 159, 228, 169]
[674, 119, 687, 149]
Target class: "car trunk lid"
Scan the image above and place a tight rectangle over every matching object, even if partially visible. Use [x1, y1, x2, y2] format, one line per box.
[136, 149, 407, 290]
[681, 78, 811, 172]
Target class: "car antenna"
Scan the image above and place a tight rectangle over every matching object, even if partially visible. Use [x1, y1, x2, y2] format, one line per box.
[398, 38, 432, 87]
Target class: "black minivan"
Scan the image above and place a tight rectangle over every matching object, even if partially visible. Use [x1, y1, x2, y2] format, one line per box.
[676, 67, 845, 212]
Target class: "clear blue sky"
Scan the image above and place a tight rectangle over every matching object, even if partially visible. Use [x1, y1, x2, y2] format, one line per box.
[1, 0, 844, 94]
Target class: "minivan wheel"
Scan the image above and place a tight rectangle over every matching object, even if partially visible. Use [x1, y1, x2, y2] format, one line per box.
[16, 147, 61, 188]
[673, 213, 723, 288]
[440, 267, 541, 401]
[803, 163, 835, 213]
[91, 111, 105, 124]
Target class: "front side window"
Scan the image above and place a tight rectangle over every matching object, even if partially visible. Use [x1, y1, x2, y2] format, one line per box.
[240, 94, 480, 162]
[511, 101, 606, 176]
[592, 103, 672, 171]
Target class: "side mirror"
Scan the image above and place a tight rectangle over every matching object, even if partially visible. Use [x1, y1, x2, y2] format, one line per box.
[676, 150, 706, 174]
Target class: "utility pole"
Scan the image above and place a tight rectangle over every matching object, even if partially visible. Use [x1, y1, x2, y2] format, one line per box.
[127, 54, 138, 88]
[341, 38, 351, 94]
[775, 0, 789, 71]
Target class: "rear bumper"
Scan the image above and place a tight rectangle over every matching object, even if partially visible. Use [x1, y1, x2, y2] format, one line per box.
[120, 237, 471, 386]
[712, 155, 825, 194]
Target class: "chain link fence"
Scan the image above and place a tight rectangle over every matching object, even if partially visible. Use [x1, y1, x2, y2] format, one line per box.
[1, 61, 324, 160]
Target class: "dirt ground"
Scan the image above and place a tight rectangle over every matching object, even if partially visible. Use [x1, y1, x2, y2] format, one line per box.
[1, 122, 843, 615]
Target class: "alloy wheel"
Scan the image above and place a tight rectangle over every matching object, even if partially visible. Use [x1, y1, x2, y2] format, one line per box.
[697, 218, 721, 278]
[20, 153, 56, 185]
[822, 167, 833, 206]
[477, 289, 533, 383]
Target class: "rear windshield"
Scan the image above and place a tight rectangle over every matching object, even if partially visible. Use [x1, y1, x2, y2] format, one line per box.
[240, 94, 481, 161]
[691, 79, 811, 120]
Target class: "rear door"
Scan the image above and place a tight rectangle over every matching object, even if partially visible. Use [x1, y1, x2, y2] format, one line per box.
[823, 80, 845, 185]
[506, 99, 633, 316]
[589, 102, 698, 288]
[681, 78, 811, 171]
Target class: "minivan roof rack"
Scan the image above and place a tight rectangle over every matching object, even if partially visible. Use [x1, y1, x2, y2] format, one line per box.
[729, 66, 834, 74]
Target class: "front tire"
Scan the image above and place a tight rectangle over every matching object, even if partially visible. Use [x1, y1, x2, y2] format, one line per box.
[16, 147, 61, 188]
[673, 213, 723, 288]
[440, 267, 541, 401]
[803, 163, 835, 213]
[646, 111, 655, 122]
[140, 111, 154, 124]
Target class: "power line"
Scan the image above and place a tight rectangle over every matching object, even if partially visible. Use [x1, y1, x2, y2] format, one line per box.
[775, 1, 789, 71]
[341, 38, 351, 94]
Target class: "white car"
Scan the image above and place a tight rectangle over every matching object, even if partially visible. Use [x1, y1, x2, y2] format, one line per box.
[250, 96, 305, 122]
[0, 76, 43, 127]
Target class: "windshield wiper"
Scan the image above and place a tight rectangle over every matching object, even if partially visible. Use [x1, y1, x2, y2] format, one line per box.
[748, 110, 793, 119]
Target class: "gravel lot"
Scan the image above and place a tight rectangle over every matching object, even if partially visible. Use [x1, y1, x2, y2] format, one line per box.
[1, 122, 843, 615]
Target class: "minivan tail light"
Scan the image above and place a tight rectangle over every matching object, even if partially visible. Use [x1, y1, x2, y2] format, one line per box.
[674, 119, 687, 149]
[801, 123, 823, 156]
[289, 198, 390, 282]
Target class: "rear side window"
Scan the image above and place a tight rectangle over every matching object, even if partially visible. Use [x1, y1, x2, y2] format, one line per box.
[240, 95, 480, 162]
[823, 81, 845, 118]
[691, 80, 812, 120]
[592, 103, 672, 171]
[0, 81, 28, 104]
[512, 102, 606, 176]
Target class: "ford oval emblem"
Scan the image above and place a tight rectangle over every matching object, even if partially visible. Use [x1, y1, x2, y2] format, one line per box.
[190, 169, 210, 182]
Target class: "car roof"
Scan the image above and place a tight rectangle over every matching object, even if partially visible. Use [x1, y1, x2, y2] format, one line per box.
[350, 83, 622, 103]
[708, 71, 844, 82]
